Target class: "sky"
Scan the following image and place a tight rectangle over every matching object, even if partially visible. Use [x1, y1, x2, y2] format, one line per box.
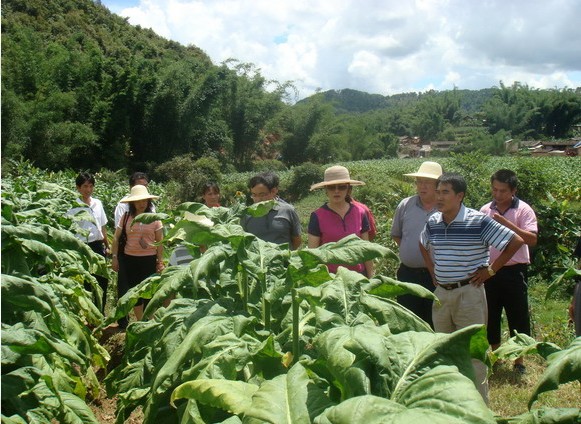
[99, 0, 581, 101]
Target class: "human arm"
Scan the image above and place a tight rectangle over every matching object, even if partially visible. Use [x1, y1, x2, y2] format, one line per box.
[308, 234, 321, 249]
[291, 235, 302, 250]
[360, 231, 374, 277]
[470, 234, 525, 286]
[101, 225, 110, 254]
[492, 213, 537, 246]
[419, 242, 436, 286]
[111, 226, 122, 272]
[391, 199, 406, 247]
[155, 225, 164, 273]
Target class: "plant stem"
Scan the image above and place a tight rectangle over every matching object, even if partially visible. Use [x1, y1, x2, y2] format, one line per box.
[292, 287, 299, 363]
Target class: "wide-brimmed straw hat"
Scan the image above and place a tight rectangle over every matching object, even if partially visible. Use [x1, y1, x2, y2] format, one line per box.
[120, 184, 160, 203]
[310, 165, 365, 191]
[403, 161, 443, 180]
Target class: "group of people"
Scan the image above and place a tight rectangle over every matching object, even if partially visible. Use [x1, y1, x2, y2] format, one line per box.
[71, 162, 543, 403]
[391, 162, 537, 403]
[240, 167, 377, 277]
[69, 172, 221, 328]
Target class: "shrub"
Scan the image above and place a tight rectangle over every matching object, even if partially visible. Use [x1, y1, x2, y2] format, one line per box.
[252, 159, 287, 172]
[154, 155, 222, 205]
[286, 162, 323, 202]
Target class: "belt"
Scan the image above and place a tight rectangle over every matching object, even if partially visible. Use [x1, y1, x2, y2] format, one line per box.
[400, 264, 430, 274]
[439, 279, 471, 290]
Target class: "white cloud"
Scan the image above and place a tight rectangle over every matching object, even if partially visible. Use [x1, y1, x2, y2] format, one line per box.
[102, 0, 581, 100]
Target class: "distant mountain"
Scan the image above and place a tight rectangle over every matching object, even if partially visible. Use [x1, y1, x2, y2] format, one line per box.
[299, 87, 496, 114]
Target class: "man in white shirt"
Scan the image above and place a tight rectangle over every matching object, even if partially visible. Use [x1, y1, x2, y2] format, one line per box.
[67, 172, 110, 313]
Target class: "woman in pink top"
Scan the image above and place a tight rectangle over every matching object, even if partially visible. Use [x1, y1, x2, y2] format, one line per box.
[307, 166, 373, 277]
[111, 185, 164, 328]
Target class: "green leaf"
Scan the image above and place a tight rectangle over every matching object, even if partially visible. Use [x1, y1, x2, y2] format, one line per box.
[299, 235, 390, 267]
[359, 295, 433, 333]
[245, 200, 276, 217]
[2, 324, 86, 367]
[132, 212, 171, 225]
[244, 362, 334, 424]
[493, 333, 561, 362]
[171, 379, 258, 414]
[314, 367, 495, 424]
[342, 325, 489, 399]
[528, 337, 581, 409]
[365, 275, 438, 301]
[313, 324, 391, 400]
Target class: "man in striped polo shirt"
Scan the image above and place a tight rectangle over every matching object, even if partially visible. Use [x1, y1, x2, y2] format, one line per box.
[419, 173, 524, 403]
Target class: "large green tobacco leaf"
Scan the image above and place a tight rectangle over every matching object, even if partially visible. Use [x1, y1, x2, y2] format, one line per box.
[295, 268, 369, 327]
[1, 274, 57, 321]
[313, 366, 495, 423]
[172, 379, 258, 415]
[298, 234, 391, 267]
[494, 333, 561, 363]
[295, 268, 432, 333]
[244, 362, 334, 424]
[528, 337, 581, 409]
[359, 295, 433, 333]
[312, 324, 392, 400]
[25, 377, 99, 424]
[2, 324, 86, 367]
[187, 333, 260, 380]
[150, 314, 257, 396]
[1, 222, 105, 277]
[365, 275, 438, 301]
[343, 325, 489, 400]
[172, 363, 334, 424]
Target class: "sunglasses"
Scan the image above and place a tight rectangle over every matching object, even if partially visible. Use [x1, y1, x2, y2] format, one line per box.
[326, 184, 349, 191]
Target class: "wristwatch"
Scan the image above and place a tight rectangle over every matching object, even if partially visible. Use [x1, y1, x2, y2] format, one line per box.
[487, 265, 496, 276]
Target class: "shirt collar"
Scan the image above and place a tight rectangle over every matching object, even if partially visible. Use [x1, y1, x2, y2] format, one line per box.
[414, 195, 437, 212]
[435, 204, 467, 224]
[491, 196, 520, 215]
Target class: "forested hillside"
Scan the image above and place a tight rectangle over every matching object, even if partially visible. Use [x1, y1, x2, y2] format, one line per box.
[1, 0, 291, 171]
[2, 0, 581, 174]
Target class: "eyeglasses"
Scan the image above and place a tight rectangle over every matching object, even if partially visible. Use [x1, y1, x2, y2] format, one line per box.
[251, 191, 272, 199]
[326, 184, 349, 191]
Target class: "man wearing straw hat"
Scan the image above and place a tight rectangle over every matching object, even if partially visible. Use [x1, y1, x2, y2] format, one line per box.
[391, 161, 442, 328]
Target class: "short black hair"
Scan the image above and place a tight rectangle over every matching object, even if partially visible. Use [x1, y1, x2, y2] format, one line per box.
[491, 169, 518, 190]
[129, 172, 149, 187]
[249, 171, 279, 190]
[75, 172, 95, 187]
[437, 172, 467, 195]
[202, 181, 220, 195]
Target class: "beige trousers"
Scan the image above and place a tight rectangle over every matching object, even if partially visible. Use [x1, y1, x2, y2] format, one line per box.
[432, 283, 489, 403]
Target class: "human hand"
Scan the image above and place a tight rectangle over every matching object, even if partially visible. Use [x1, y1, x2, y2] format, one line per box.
[469, 267, 491, 287]
[111, 256, 119, 272]
[156, 260, 164, 273]
[492, 213, 510, 227]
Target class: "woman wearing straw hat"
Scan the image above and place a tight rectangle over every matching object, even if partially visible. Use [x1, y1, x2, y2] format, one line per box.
[111, 185, 164, 328]
[308, 165, 373, 277]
